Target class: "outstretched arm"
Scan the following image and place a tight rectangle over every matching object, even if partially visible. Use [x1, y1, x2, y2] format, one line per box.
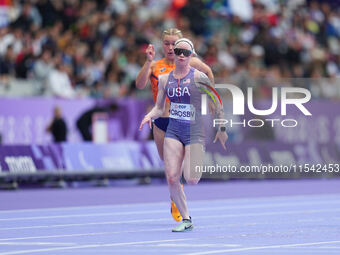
[139, 74, 168, 129]
[136, 44, 155, 89]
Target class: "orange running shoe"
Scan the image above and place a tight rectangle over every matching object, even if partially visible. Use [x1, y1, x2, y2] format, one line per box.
[170, 184, 183, 222]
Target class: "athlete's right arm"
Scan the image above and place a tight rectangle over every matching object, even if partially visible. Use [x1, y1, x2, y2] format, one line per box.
[139, 74, 168, 130]
[136, 44, 155, 89]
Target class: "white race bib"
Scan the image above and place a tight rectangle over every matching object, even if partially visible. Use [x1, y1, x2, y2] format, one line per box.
[169, 103, 195, 121]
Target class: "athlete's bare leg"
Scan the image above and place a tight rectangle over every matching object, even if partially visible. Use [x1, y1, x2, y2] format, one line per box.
[153, 124, 165, 160]
[183, 144, 204, 185]
[153, 102, 171, 160]
[154, 119, 183, 222]
[164, 137, 189, 219]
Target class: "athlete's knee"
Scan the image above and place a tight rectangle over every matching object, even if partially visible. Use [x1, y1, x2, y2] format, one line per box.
[185, 177, 199, 185]
[183, 170, 200, 185]
[167, 173, 181, 185]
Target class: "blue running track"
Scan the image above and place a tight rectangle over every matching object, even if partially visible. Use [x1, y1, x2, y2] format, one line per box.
[0, 179, 339, 254]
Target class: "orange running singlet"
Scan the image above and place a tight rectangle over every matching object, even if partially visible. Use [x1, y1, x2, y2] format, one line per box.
[150, 58, 175, 102]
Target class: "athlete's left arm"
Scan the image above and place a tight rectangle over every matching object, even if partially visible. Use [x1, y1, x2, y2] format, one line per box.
[190, 57, 214, 85]
[194, 70, 228, 150]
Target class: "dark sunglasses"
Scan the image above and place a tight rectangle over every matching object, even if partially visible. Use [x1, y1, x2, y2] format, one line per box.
[174, 48, 192, 57]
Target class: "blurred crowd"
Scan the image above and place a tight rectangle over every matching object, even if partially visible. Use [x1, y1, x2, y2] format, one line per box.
[0, 0, 340, 99]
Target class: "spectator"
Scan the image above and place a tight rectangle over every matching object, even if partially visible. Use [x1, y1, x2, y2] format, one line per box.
[33, 48, 54, 93]
[46, 106, 68, 143]
[0, 45, 15, 79]
[12, 3, 35, 31]
[46, 58, 76, 99]
[0, 0, 338, 100]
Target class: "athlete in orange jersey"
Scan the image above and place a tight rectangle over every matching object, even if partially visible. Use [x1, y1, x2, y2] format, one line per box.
[150, 58, 174, 103]
[136, 28, 214, 222]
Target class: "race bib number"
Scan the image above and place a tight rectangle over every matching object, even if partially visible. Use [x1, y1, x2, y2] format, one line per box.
[170, 103, 195, 121]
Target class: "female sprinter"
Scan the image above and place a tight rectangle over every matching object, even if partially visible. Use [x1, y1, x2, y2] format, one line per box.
[139, 38, 228, 232]
[136, 28, 214, 222]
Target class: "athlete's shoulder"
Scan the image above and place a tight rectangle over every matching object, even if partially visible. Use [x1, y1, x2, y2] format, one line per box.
[194, 69, 210, 86]
[154, 58, 166, 66]
[193, 69, 208, 79]
[190, 57, 212, 79]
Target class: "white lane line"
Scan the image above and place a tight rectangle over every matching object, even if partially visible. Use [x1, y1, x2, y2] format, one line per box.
[0, 242, 76, 246]
[0, 222, 254, 241]
[297, 218, 325, 223]
[0, 238, 197, 255]
[183, 240, 340, 255]
[1, 199, 340, 222]
[0, 217, 168, 231]
[313, 246, 340, 249]
[148, 244, 241, 248]
[1, 193, 339, 214]
[1, 208, 340, 231]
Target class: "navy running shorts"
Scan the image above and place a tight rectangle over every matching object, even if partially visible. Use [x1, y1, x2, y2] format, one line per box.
[153, 117, 169, 132]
